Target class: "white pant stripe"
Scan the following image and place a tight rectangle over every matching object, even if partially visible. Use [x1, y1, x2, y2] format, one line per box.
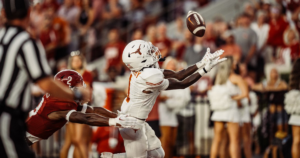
[0, 112, 18, 158]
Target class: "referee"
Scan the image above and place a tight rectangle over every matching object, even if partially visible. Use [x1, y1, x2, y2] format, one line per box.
[0, 0, 90, 158]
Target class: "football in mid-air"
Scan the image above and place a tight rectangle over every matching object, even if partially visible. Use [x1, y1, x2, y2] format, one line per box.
[186, 11, 206, 37]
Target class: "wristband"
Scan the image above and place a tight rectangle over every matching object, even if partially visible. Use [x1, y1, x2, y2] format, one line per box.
[198, 68, 206, 76]
[66, 110, 76, 121]
[73, 89, 83, 101]
[203, 67, 207, 73]
[109, 118, 116, 126]
[81, 104, 88, 113]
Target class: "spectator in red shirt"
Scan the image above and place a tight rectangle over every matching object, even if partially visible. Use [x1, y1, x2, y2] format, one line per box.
[283, 28, 300, 62]
[104, 29, 126, 74]
[267, 6, 289, 47]
[154, 23, 172, 58]
[285, 0, 300, 13]
[40, 6, 71, 62]
[92, 127, 125, 154]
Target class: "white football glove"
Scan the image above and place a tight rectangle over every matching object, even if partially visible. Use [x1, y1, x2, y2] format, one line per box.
[196, 48, 224, 69]
[109, 114, 142, 129]
[198, 57, 227, 76]
[117, 110, 123, 116]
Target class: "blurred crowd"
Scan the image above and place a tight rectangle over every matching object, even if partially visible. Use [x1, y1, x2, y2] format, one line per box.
[1, 0, 299, 157]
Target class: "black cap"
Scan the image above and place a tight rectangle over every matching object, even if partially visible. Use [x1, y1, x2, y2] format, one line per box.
[2, 0, 30, 20]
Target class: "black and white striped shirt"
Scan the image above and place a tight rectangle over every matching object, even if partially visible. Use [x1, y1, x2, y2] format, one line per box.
[0, 24, 51, 115]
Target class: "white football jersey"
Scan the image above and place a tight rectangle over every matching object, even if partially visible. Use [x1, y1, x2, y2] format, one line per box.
[121, 68, 169, 119]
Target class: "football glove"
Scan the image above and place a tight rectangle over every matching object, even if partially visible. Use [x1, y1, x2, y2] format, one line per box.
[196, 48, 224, 69]
[198, 57, 227, 76]
[109, 114, 142, 129]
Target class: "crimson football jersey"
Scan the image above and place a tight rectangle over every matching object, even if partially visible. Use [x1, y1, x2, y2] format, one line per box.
[26, 94, 78, 139]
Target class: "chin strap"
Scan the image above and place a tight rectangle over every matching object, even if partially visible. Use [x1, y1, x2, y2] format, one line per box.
[159, 57, 166, 62]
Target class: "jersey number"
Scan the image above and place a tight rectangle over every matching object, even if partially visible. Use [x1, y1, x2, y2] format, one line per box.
[67, 76, 72, 87]
[29, 97, 44, 117]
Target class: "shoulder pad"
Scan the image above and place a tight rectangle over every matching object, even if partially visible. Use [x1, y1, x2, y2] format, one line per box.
[140, 68, 163, 79]
[140, 68, 164, 83]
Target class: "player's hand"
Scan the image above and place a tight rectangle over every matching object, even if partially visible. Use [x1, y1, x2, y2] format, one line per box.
[117, 110, 123, 116]
[206, 57, 227, 71]
[74, 86, 91, 103]
[109, 115, 142, 129]
[198, 56, 227, 76]
[196, 48, 224, 69]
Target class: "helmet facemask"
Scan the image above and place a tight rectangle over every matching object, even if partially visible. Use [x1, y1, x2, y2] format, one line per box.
[147, 42, 161, 68]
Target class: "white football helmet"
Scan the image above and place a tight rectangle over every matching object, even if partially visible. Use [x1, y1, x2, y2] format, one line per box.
[122, 40, 161, 71]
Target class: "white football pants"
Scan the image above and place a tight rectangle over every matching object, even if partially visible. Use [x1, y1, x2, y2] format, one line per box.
[119, 122, 164, 158]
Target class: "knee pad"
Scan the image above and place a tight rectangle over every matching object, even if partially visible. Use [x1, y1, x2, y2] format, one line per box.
[148, 147, 165, 158]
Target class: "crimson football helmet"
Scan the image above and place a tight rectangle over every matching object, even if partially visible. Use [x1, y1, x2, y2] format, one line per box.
[54, 70, 86, 90]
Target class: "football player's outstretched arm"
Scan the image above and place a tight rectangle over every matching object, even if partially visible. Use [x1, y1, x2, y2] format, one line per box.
[163, 48, 224, 81]
[77, 105, 118, 118]
[163, 65, 198, 81]
[166, 72, 202, 90]
[37, 77, 90, 102]
[166, 57, 227, 90]
[48, 110, 139, 128]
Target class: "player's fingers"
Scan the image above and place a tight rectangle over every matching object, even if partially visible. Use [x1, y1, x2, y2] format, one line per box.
[211, 51, 221, 60]
[208, 54, 214, 60]
[207, 48, 210, 54]
[215, 49, 224, 56]
[217, 58, 227, 63]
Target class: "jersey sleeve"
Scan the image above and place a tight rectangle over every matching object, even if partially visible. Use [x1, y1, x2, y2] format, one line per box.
[140, 68, 169, 91]
[19, 39, 51, 82]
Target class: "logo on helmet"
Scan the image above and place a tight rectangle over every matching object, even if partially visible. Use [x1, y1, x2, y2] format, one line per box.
[130, 44, 142, 55]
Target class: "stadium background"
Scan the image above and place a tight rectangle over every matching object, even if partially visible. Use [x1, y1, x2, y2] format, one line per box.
[1, 0, 299, 157]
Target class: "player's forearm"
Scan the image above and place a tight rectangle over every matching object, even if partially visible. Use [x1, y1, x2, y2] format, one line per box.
[70, 113, 109, 126]
[167, 73, 202, 90]
[179, 73, 202, 89]
[89, 107, 118, 118]
[38, 77, 74, 100]
[175, 65, 199, 81]
[164, 65, 198, 81]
